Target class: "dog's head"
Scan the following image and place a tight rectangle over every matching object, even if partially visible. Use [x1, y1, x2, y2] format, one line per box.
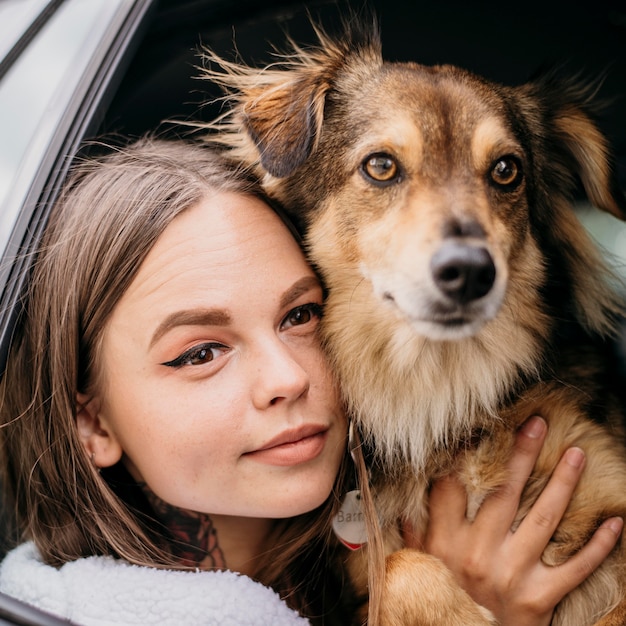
[202, 19, 626, 460]
[203, 19, 625, 346]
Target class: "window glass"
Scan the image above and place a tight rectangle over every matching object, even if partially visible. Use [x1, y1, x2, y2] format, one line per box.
[0, 0, 50, 62]
[576, 204, 626, 291]
[0, 0, 132, 262]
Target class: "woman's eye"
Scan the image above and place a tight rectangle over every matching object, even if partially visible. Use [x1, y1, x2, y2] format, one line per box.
[161, 343, 228, 368]
[281, 303, 324, 330]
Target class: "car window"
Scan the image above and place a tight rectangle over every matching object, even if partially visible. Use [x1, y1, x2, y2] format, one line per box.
[577, 204, 626, 289]
[0, 0, 51, 63]
[0, 0, 138, 279]
[0, 0, 153, 377]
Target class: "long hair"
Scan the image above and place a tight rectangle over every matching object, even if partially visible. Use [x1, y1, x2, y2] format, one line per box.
[0, 138, 351, 621]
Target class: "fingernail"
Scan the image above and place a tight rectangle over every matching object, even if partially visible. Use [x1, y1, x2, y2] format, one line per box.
[603, 517, 624, 535]
[565, 447, 585, 469]
[521, 416, 546, 439]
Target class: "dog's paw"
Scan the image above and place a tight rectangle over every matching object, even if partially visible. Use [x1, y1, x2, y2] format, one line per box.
[542, 541, 568, 567]
[379, 549, 497, 625]
[541, 537, 586, 567]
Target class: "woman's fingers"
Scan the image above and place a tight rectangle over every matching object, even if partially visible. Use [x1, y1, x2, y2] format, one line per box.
[545, 516, 623, 602]
[421, 415, 622, 626]
[422, 473, 469, 560]
[477, 416, 547, 533]
[427, 416, 548, 544]
[428, 473, 467, 527]
[514, 447, 586, 560]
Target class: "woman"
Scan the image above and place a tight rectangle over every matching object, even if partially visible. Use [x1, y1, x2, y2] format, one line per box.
[0, 138, 619, 626]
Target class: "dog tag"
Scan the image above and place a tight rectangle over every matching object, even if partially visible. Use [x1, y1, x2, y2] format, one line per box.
[332, 490, 367, 550]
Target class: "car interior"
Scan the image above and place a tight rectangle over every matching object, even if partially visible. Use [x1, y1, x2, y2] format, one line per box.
[0, 0, 624, 623]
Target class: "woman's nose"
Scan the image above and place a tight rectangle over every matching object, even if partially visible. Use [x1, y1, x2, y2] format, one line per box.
[251, 340, 310, 409]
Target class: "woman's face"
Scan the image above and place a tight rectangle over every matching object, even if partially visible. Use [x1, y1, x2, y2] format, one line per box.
[90, 192, 346, 519]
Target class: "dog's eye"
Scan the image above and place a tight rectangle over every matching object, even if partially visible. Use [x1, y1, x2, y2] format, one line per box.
[489, 156, 523, 189]
[361, 153, 400, 185]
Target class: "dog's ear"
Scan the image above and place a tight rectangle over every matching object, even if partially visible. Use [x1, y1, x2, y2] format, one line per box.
[201, 15, 383, 178]
[240, 73, 330, 178]
[553, 105, 626, 221]
[528, 73, 626, 221]
[239, 18, 382, 178]
[514, 73, 626, 335]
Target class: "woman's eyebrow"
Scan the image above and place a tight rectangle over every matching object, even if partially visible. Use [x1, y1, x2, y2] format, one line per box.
[279, 276, 321, 310]
[150, 309, 231, 348]
[149, 277, 319, 347]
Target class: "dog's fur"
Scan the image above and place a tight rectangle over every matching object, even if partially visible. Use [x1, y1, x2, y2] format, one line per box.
[201, 18, 626, 626]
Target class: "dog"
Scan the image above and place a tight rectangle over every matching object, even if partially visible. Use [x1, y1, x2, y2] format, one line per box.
[200, 17, 626, 625]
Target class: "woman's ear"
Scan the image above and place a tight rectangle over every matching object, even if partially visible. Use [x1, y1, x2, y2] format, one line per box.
[76, 392, 123, 468]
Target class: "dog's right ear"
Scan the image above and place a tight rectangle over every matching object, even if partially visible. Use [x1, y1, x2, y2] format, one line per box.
[240, 71, 331, 178]
[201, 16, 382, 178]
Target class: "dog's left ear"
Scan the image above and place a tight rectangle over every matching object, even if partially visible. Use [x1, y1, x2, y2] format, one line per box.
[519, 75, 626, 334]
[530, 75, 626, 221]
[554, 106, 626, 221]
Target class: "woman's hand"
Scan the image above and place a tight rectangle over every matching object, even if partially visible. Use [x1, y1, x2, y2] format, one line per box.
[412, 416, 623, 626]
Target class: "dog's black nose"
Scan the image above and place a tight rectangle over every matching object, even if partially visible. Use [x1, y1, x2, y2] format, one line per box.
[431, 243, 496, 304]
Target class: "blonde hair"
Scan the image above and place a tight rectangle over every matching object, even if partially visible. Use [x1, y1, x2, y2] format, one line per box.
[0, 138, 351, 620]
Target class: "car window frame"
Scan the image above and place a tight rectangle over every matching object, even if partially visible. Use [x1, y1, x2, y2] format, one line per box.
[0, 0, 156, 375]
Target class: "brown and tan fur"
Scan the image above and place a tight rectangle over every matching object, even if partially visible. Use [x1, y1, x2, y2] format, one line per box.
[200, 17, 626, 626]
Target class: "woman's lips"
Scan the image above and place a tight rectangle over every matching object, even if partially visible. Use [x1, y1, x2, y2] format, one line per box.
[244, 426, 329, 466]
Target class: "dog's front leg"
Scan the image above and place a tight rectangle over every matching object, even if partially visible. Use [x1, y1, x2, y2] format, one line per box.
[379, 549, 497, 625]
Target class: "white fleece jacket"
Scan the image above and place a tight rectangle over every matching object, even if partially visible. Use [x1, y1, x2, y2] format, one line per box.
[0, 542, 310, 625]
